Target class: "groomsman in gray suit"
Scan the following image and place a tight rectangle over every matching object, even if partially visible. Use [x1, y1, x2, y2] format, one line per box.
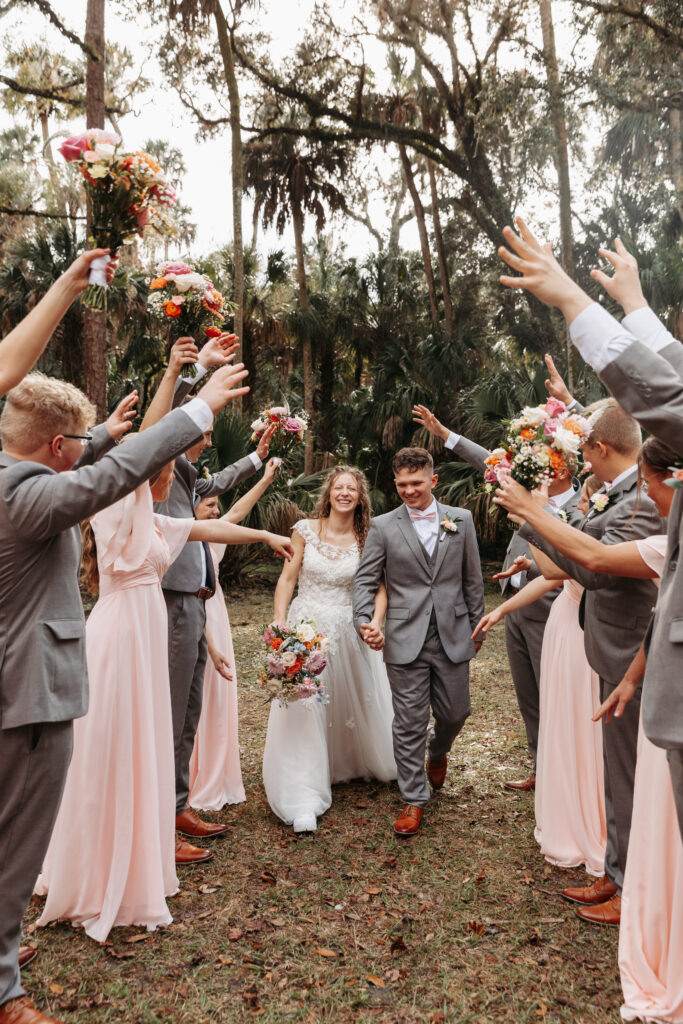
[497, 222, 683, 846]
[353, 447, 485, 837]
[412, 405, 581, 790]
[0, 366, 245, 1024]
[155, 350, 276, 852]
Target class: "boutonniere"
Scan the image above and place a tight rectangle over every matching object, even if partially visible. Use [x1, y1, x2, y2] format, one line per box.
[590, 491, 620, 514]
[440, 514, 462, 536]
[665, 462, 683, 490]
[554, 508, 568, 523]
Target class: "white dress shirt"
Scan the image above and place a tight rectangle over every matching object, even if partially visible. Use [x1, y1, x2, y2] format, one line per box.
[445, 431, 461, 450]
[569, 303, 676, 373]
[603, 465, 637, 493]
[405, 497, 439, 557]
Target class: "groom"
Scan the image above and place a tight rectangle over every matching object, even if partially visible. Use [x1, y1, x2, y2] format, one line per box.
[352, 447, 485, 836]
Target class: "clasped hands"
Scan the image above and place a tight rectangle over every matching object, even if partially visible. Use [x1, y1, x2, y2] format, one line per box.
[360, 620, 385, 651]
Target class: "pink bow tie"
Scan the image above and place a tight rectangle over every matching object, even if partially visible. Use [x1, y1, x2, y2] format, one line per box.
[409, 508, 436, 522]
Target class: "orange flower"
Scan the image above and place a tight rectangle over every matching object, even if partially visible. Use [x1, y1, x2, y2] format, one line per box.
[549, 450, 566, 473]
[270, 637, 283, 650]
[164, 301, 182, 318]
[286, 657, 304, 678]
[150, 277, 167, 290]
[520, 428, 536, 440]
[205, 326, 222, 338]
[563, 419, 585, 436]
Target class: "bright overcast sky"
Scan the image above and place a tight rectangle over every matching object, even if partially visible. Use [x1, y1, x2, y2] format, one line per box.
[2, 0, 594, 262]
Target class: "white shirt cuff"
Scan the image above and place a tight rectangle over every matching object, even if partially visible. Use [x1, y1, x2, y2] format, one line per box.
[444, 431, 461, 450]
[181, 397, 213, 432]
[622, 306, 677, 353]
[566, 398, 579, 411]
[249, 452, 262, 470]
[510, 572, 523, 590]
[569, 302, 636, 373]
[192, 363, 208, 381]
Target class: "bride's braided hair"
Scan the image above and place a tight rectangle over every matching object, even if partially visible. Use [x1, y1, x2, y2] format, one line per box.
[312, 465, 372, 551]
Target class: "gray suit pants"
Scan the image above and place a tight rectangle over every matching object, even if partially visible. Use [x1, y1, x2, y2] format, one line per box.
[165, 591, 208, 815]
[667, 750, 683, 847]
[385, 623, 470, 807]
[600, 676, 641, 892]
[0, 721, 73, 1007]
[504, 611, 544, 768]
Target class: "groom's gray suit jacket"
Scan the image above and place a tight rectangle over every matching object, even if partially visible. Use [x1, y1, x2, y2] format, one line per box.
[352, 503, 484, 665]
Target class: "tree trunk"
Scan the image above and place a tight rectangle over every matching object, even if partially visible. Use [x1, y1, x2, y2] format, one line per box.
[399, 144, 439, 332]
[670, 107, 683, 229]
[213, 0, 244, 409]
[291, 201, 314, 475]
[427, 160, 453, 339]
[539, 0, 576, 389]
[83, 0, 108, 420]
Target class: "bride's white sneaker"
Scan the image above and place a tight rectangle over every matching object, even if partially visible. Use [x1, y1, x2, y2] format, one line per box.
[293, 812, 317, 833]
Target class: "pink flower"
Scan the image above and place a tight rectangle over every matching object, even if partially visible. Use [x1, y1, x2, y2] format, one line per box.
[543, 418, 560, 436]
[136, 208, 151, 230]
[284, 417, 303, 433]
[83, 150, 102, 163]
[163, 261, 192, 276]
[58, 133, 90, 162]
[266, 655, 285, 676]
[85, 128, 121, 146]
[269, 406, 288, 416]
[306, 651, 326, 674]
[545, 397, 567, 418]
[263, 626, 275, 644]
[673, 468, 683, 482]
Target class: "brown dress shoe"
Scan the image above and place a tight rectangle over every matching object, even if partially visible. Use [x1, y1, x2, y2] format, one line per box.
[175, 836, 213, 865]
[426, 754, 447, 790]
[576, 894, 621, 926]
[394, 805, 423, 836]
[0, 996, 61, 1023]
[18, 947, 37, 969]
[504, 773, 536, 791]
[561, 873, 617, 906]
[175, 808, 229, 839]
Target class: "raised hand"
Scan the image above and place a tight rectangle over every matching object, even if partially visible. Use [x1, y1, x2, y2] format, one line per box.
[544, 353, 573, 405]
[198, 332, 240, 369]
[106, 390, 138, 440]
[168, 337, 199, 376]
[264, 533, 295, 561]
[498, 217, 592, 323]
[590, 238, 647, 316]
[263, 457, 282, 483]
[256, 420, 278, 461]
[412, 404, 449, 441]
[492, 475, 545, 518]
[197, 363, 249, 415]
[63, 248, 119, 296]
[492, 555, 532, 581]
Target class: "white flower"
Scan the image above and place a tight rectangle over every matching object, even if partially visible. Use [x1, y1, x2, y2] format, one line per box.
[553, 424, 582, 454]
[88, 163, 108, 179]
[281, 652, 297, 667]
[93, 143, 115, 159]
[591, 493, 609, 512]
[296, 623, 315, 643]
[173, 272, 208, 293]
[518, 406, 548, 427]
[250, 418, 266, 432]
[319, 637, 331, 654]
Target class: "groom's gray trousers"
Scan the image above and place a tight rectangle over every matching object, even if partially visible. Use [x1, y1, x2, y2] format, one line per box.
[386, 614, 470, 807]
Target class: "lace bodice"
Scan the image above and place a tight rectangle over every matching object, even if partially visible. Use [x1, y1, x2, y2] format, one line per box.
[288, 520, 359, 638]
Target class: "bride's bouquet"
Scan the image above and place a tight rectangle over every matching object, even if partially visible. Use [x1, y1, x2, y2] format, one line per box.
[147, 261, 227, 340]
[250, 405, 308, 467]
[259, 620, 329, 707]
[484, 397, 590, 492]
[59, 129, 177, 309]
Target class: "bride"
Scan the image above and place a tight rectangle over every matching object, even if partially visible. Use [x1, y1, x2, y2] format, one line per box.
[262, 465, 397, 833]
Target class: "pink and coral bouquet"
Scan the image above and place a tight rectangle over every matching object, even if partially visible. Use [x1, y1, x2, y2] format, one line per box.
[250, 404, 308, 468]
[485, 398, 591, 492]
[258, 620, 329, 706]
[147, 260, 231, 340]
[59, 129, 177, 309]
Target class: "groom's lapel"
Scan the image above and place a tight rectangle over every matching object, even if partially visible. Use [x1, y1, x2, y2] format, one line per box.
[395, 505, 431, 577]
[432, 503, 450, 580]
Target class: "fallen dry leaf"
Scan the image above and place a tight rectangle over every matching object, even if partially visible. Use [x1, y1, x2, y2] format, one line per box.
[48, 984, 63, 995]
[199, 884, 219, 895]
[315, 948, 338, 958]
[365, 974, 386, 988]
[125, 933, 152, 944]
[227, 927, 243, 941]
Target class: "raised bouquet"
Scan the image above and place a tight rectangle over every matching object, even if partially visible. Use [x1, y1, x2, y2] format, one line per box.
[147, 261, 227, 340]
[250, 405, 308, 464]
[259, 620, 329, 706]
[59, 129, 176, 309]
[484, 397, 591, 492]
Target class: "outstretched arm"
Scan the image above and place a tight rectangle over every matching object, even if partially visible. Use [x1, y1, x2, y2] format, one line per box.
[141, 338, 199, 432]
[593, 642, 646, 724]
[0, 248, 117, 396]
[412, 404, 491, 473]
[222, 458, 280, 523]
[352, 522, 387, 637]
[188, 518, 294, 561]
[472, 575, 561, 641]
[271, 529, 305, 626]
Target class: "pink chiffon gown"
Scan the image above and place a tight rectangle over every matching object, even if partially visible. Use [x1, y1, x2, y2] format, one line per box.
[619, 535, 683, 1023]
[534, 579, 607, 875]
[35, 485, 193, 943]
[189, 543, 245, 810]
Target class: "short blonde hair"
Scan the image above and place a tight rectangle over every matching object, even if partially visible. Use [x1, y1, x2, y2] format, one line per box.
[583, 398, 642, 456]
[0, 373, 97, 453]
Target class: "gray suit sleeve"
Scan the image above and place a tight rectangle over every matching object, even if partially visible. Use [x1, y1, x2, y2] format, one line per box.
[599, 341, 683, 456]
[172, 375, 198, 409]
[352, 521, 386, 634]
[73, 422, 116, 468]
[4, 408, 202, 541]
[451, 435, 491, 475]
[194, 454, 258, 499]
[519, 500, 662, 591]
[461, 514, 485, 631]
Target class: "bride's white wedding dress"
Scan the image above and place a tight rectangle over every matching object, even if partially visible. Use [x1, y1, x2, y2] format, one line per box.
[262, 519, 397, 829]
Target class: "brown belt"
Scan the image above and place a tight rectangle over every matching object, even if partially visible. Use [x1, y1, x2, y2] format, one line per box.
[193, 587, 215, 600]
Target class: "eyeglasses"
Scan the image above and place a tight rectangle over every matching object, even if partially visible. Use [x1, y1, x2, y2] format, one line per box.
[52, 432, 93, 446]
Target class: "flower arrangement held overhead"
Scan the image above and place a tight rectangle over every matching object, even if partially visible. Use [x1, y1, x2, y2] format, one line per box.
[250, 406, 308, 469]
[147, 261, 229, 341]
[59, 129, 177, 309]
[484, 397, 591, 492]
[259, 620, 330, 707]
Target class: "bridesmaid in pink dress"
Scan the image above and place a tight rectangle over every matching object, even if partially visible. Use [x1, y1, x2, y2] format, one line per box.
[189, 458, 280, 810]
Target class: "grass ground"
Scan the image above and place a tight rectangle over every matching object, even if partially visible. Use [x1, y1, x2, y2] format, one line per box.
[24, 565, 621, 1023]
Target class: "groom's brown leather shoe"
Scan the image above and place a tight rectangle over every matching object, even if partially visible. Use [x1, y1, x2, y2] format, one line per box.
[561, 873, 617, 906]
[18, 946, 37, 969]
[504, 773, 535, 791]
[394, 805, 423, 836]
[426, 754, 447, 790]
[0, 996, 61, 1023]
[575, 894, 621, 926]
[175, 836, 212, 865]
[175, 808, 229, 839]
